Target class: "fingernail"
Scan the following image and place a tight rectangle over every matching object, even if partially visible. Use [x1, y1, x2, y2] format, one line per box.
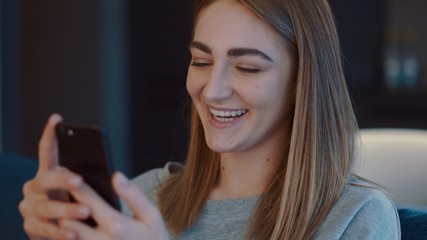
[50, 113, 63, 124]
[77, 206, 90, 216]
[68, 177, 82, 187]
[116, 172, 129, 188]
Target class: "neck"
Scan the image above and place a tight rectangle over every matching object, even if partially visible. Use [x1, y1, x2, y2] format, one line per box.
[208, 116, 292, 200]
[209, 139, 288, 200]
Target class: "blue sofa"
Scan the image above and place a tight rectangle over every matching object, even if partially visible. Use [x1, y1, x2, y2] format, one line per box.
[0, 153, 37, 240]
[1, 153, 426, 239]
[398, 207, 427, 240]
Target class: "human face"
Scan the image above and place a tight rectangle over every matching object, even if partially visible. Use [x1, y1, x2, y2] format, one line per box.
[187, 0, 294, 154]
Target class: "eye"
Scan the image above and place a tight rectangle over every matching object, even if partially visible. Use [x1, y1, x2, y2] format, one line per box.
[191, 61, 212, 67]
[190, 58, 212, 68]
[235, 66, 261, 74]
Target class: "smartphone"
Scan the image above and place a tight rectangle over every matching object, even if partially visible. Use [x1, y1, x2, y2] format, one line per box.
[55, 123, 121, 225]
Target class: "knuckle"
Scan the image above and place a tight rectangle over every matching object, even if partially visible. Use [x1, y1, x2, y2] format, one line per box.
[23, 218, 40, 236]
[18, 200, 29, 215]
[22, 180, 35, 196]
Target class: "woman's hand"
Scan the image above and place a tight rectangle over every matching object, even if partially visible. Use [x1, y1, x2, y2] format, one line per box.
[19, 114, 169, 240]
[60, 172, 169, 240]
[19, 114, 91, 240]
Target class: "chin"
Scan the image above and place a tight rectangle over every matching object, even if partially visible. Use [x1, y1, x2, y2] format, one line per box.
[206, 140, 235, 153]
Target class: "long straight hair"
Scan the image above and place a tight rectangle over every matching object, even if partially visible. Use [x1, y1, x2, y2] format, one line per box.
[157, 0, 359, 239]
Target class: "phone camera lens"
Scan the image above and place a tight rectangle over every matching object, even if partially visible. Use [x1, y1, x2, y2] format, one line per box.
[67, 129, 74, 136]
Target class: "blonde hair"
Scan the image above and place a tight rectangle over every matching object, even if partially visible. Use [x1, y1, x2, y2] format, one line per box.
[158, 0, 359, 239]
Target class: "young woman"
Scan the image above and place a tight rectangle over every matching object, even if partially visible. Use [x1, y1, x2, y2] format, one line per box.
[19, 0, 400, 239]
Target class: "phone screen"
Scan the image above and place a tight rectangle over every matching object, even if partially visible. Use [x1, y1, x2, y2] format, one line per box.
[55, 123, 120, 223]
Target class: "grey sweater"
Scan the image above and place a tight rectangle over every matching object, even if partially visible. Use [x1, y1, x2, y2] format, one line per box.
[123, 163, 401, 239]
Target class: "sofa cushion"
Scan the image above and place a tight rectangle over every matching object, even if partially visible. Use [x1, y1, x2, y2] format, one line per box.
[399, 208, 427, 240]
[0, 153, 37, 240]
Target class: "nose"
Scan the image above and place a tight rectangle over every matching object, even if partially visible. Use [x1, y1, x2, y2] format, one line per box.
[203, 66, 233, 102]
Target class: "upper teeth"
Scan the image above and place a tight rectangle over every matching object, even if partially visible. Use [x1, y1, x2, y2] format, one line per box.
[209, 108, 247, 117]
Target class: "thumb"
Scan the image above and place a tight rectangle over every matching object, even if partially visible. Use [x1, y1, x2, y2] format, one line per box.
[38, 113, 63, 173]
[113, 172, 166, 231]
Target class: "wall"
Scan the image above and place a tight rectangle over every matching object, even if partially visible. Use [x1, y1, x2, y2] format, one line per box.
[330, 0, 427, 129]
[7, 0, 131, 173]
[4, 0, 427, 176]
[128, 0, 192, 174]
[1, 0, 20, 154]
[387, 0, 427, 89]
[0, 0, 3, 152]
[329, 0, 386, 94]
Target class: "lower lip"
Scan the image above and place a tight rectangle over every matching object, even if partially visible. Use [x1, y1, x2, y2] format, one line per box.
[207, 109, 247, 128]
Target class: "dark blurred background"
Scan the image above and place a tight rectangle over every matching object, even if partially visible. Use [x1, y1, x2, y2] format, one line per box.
[1, 0, 426, 176]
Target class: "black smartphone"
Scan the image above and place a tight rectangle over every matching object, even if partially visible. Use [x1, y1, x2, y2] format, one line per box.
[55, 123, 121, 225]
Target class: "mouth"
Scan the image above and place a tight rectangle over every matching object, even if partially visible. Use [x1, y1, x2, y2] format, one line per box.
[208, 107, 249, 123]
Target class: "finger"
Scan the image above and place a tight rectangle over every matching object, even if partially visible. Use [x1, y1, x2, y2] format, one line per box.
[24, 216, 76, 240]
[38, 113, 63, 173]
[19, 198, 91, 220]
[69, 181, 120, 225]
[60, 219, 104, 240]
[113, 172, 165, 230]
[23, 168, 83, 196]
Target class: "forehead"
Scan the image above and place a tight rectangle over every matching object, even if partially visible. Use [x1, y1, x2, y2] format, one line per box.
[193, 0, 286, 55]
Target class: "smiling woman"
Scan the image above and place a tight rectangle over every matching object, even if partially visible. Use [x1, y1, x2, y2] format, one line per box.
[19, 0, 400, 239]
[155, 0, 400, 239]
[187, 1, 293, 155]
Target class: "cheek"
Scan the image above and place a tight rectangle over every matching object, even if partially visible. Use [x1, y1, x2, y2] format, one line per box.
[186, 71, 207, 118]
[245, 80, 288, 109]
[186, 72, 200, 99]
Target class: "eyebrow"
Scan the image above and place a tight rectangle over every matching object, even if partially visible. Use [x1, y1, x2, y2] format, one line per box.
[189, 41, 274, 62]
[189, 41, 212, 54]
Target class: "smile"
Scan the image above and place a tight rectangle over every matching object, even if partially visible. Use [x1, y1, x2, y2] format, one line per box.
[209, 107, 248, 122]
